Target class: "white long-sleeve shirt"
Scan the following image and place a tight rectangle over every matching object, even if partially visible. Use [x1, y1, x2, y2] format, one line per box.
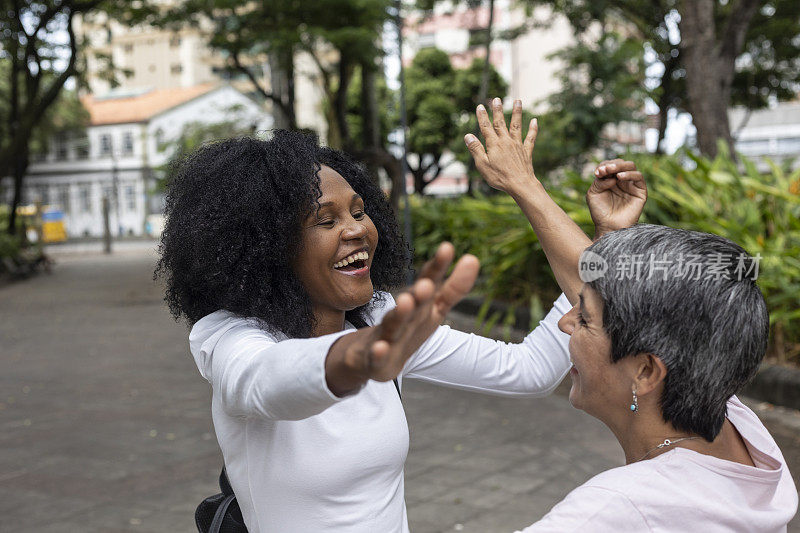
[189, 292, 572, 533]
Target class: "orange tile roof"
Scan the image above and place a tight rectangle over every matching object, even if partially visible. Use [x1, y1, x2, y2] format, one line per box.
[81, 83, 219, 126]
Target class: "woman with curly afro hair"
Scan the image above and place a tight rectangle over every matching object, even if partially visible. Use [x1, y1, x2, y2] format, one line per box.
[157, 98, 646, 533]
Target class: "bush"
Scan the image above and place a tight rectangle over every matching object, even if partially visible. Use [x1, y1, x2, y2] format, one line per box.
[411, 147, 800, 363]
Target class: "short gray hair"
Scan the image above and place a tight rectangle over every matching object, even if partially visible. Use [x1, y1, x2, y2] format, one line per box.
[584, 224, 768, 441]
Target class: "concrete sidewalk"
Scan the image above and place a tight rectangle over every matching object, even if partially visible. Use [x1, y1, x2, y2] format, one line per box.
[1, 250, 798, 532]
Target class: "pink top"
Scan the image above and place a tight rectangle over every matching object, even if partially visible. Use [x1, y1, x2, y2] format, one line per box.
[520, 396, 798, 532]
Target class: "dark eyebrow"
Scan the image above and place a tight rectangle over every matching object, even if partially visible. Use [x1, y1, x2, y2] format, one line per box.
[314, 194, 363, 214]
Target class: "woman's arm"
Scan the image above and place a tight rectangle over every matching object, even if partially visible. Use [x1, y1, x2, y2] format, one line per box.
[402, 293, 572, 397]
[204, 243, 479, 418]
[464, 98, 646, 304]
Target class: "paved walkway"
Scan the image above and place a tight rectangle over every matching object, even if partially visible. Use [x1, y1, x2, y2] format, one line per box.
[1, 249, 798, 532]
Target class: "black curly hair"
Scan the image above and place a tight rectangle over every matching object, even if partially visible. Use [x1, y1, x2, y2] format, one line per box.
[155, 130, 411, 338]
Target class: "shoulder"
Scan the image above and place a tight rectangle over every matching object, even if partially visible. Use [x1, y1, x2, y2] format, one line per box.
[189, 310, 284, 377]
[725, 395, 784, 458]
[365, 291, 397, 326]
[523, 478, 650, 532]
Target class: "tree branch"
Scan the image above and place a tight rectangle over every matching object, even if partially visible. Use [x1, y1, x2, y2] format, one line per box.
[230, 50, 293, 119]
[719, 0, 760, 63]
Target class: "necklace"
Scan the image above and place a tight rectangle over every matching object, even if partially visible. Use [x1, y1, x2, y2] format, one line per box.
[637, 436, 701, 462]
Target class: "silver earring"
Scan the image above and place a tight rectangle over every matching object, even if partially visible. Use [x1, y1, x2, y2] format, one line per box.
[630, 389, 639, 413]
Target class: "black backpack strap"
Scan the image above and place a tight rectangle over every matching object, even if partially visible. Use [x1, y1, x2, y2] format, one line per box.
[209, 494, 237, 533]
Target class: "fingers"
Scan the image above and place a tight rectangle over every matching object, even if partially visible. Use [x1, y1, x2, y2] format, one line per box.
[370, 279, 434, 365]
[523, 117, 538, 158]
[464, 133, 489, 168]
[509, 100, 522, 141]
[491, 97, 507, 135]
[616, 170, 645, 185]
[589, 176, 618, 193]
[434, 254, 480, 312]
[594, 159, 636, 178]
[375, 291, 416, 345]
[476, 104, 497, 144]
[418, 242, 455, 284]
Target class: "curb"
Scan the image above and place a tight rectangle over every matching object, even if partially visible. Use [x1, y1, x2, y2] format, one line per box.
[743, 364, 800, 412]
[454, 296, 800, 412]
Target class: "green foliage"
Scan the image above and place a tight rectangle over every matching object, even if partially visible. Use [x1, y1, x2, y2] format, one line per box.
[412, 148, 800, 362]
[534, 32, 647, 175]
[346, 66, 397, 151]
[0, 206, 22, 263]
[156, 108, 259, 191]
[401, 50, 507, 193]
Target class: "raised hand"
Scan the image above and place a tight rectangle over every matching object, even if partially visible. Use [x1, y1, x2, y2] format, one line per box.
[464, 97, 540, 196]
[326, 243, 479, 395]
[587, 159, 647, 238]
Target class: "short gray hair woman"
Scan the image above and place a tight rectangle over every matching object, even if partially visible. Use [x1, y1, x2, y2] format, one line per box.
[518, 224, 798, 532]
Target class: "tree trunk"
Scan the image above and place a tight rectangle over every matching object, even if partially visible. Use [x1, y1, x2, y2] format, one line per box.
[678, 0, 759, 157]
[7, 150, 29, 236]
[268, 47, 297, 130]
[360, 62, 382, 187]
[335, 53, 353, 150]
[654, 53, 679, 154]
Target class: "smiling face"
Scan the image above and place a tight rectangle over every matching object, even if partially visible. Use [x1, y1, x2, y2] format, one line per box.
[558, 285, 633, 423]
[293, 166, 379, 331]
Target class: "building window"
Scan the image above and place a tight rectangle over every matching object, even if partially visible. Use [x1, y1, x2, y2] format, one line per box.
[154, 128, 165, 149]
[102, 185, 114, 204]
[124, 43, 133, 53]
[100, 134, 113, 157]
[418, 33, 436, 48]
[122, 131, 134, 156]
[76, 135, 89, 159]
[170, 64, 182, 75]
[58, 185, 70, 214]
[55, 133, 69, 161]
[79, 184, 92, 212]
[169, 35, 181, 47]
[35, 185, 49, 205]
[125, 185, 136, 210]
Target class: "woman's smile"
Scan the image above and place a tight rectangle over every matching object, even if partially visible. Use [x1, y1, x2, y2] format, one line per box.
[293, 165, 380, 326]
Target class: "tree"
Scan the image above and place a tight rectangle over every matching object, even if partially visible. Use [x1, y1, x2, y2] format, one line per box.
[535, 32, 647, 174]
[678, 0, 760, 156]
[381, 48, 508, 194]
[156, 106, 261, 192]
[524, 0, 800, 157]
[159, 0, 408, 208]
[0, 0, 152, 235]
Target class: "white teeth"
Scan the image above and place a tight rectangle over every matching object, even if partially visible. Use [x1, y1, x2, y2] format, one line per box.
[334, 251, 369, 269]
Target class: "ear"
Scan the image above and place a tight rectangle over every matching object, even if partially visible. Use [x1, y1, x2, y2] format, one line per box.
[631, 353, 667, 397]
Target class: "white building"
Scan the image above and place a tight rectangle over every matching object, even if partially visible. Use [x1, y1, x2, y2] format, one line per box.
[3, 84, 272, 238]
[730, 101, 800, 170]
[76, 7, 328, 140]
[403, 1, 574, 108]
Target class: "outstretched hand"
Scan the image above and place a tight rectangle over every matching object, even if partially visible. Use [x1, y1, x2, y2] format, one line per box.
[326, 243, 479, 395]
[586, 159, 647, 239]
[464, 98, 540, 196]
